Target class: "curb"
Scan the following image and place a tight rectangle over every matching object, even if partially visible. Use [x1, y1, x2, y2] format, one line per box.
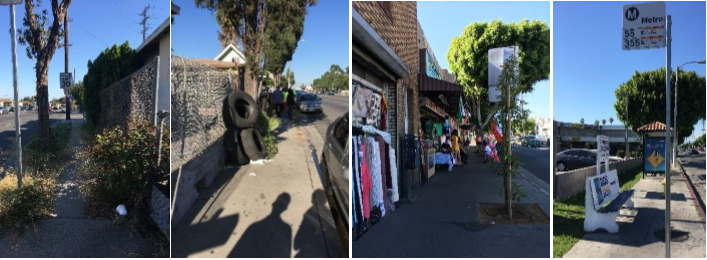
[677, 159, 706, 227]
[518, 167, 550, 197]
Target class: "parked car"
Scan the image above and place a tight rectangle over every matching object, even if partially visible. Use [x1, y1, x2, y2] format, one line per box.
[320, 111, 349, 247]
[0, 108, 6, 115]
[328, 90, 336, 95]
[690, 149, 699, 155]
[298, 94, 322, 113]
[522, 136, 543, 147]
[555, 149, 620, 171]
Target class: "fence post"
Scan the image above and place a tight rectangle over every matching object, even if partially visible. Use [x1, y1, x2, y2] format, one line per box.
[152, 56, 161, 126]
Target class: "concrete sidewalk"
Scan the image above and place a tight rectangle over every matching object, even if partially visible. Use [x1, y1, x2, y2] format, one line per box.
[564, 169, 706, 258]
[352, 147, 551, 258]
[0, 119, 154, 258]
[171, 119, 345, 258]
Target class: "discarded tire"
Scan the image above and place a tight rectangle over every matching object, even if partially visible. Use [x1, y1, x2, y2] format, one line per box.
[240, 128, 266, 160]
[225, 129, 249, 166]
[228, 91, 258, 129]
[222, 96, 236, 128]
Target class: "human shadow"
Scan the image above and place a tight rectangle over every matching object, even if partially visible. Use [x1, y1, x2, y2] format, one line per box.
[229, 193, 292, 258]
[293, 189, 343, 258]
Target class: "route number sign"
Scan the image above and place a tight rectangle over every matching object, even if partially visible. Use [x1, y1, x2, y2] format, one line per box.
[622, 1, 666, 50]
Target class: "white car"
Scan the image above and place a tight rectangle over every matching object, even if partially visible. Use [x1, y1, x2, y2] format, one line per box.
[0, 108, 6, 115]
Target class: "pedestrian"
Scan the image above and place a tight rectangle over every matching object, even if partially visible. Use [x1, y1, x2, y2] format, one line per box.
[286, 88, 296, 119]
[272, 86, 284, 117]
[476, 135, 482, 154]
[451, 130, 461, 166]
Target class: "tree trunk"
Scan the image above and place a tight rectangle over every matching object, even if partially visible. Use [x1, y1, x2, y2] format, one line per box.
[36, 65, 51, 149]
[244, 66, 257, 98]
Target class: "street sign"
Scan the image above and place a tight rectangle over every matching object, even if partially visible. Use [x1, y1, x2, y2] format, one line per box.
[597, 135, 610, 164]
[0, 0, 22, 6]
[60, 72, 72, 89]
[488, 46, 519, 103]
[622, 1, 666, 50]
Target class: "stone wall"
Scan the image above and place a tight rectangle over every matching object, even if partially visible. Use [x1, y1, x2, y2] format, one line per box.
[99, 60, 157, 130]
[555, 158, 643, 201]
[170, 57, 235, 226]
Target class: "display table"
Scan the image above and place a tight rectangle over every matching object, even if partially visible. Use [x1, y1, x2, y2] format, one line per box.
[434, 153, 454, 171]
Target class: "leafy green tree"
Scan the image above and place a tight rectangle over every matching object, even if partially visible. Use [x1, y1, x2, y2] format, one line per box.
[17, 0, 72, 148]
[195, 0, 315, 98]
[312, 65, 347, 91]
[614, 68, 706, 144]
[70, 81, 84, 110]
[264, 0, 317, 88]
[82, 42, 136, 125]
[695, 134, 706, 147]
[448, 19, 550, 136]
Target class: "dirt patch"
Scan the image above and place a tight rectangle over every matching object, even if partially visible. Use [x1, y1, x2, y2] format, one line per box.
[479, 203, 549, 225]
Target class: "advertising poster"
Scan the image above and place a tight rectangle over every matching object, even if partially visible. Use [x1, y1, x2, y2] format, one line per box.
[644, 137, 666, 173]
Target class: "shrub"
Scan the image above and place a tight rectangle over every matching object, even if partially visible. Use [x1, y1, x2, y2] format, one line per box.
[616, 150, 625, 158]
[258, 113, 279, 159]
[83, 121, 169, 209]
[83, 42, 137, 125]
[630, 151, 642, 158]
[0, 174, 55, 231]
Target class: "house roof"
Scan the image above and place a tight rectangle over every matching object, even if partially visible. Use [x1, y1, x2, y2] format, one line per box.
[214, 44, 246, 63]
[637, 121, 673, 132]
[136, 18, 170, 55]
[191, 59, 242, 69]
[0, 98, 12, 103]
[171, 3, 181, 15]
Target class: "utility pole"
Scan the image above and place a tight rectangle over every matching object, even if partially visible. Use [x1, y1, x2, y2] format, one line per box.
[664, 15, 672, 258]
[7, 1, 22, 188]
[64, 9, 70, 120]
[139, 5, 151, 42]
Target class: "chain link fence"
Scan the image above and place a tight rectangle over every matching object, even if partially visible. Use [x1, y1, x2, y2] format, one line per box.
[170, 56, 236, 225]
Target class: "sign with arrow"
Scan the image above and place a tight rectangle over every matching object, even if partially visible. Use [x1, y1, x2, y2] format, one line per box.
[644, 137, 666, 173]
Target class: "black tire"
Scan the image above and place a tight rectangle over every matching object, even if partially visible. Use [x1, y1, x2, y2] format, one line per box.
[557, 162, 567, 171]
[228, 91, 259, 129]
[225, 129, 250, 166]
[222, 96, 236, 129]
[240, 128, 266, 160]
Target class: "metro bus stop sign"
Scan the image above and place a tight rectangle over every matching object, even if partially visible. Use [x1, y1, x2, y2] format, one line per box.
[622, 1, 666, 50]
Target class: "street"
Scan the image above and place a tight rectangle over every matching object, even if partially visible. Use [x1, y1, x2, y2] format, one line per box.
[0, 111, 66, 163]
[297, 94, 348, 145]
[678, 151, 706, 215]
[513, 145, 551, 184]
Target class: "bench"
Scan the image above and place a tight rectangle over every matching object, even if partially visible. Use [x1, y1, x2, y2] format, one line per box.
[584, 169, 634, 233]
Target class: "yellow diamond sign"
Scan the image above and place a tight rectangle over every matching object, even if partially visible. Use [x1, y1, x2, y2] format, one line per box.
[647, 150, 665, 169]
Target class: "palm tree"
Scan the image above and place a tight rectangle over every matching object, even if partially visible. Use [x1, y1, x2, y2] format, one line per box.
[580, 118, 585, 125]
[602, 119, 606, 126]
[594, 120, 600, 127]
[609, 117, 614, 125]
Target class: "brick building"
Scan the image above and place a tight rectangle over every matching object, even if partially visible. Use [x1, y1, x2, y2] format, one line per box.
[352, 1, 420, 199]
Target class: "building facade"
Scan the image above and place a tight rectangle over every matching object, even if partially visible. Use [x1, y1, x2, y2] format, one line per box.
[555, 121, 642, 154]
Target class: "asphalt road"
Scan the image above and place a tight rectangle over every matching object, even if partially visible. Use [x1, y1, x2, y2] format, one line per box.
[512, 145, 551, 184]
[0, 111, 66, 160]
[678, 152, 706, 214]
[297, 94, 348, 141]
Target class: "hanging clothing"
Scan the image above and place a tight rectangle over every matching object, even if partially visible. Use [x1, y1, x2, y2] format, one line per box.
[389, 147, 399, 202]
[366, 137, 385, 216]
[375, 135, 390, 215]
[380, 94, 388, 131]
[360, 141, 372, 219]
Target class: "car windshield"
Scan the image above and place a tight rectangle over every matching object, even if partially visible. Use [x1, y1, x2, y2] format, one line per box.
[301, 95, 318, 101]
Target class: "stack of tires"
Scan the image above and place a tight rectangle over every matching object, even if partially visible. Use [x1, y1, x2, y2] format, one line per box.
[223, 90, 268, 166]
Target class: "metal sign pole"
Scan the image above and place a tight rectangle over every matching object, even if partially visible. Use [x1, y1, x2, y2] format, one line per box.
[9, 3, 22, 188]
[664, 14, 672, 258]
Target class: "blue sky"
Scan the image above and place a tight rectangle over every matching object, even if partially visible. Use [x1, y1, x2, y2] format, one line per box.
[171, 0, 349, 87]
[554, 1, 706, 142]
[417, 1, 552, 121]
[0, 0, 169, 101]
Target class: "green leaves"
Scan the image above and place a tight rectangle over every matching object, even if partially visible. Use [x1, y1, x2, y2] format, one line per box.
[448, 19, 550, 96]
[312, 65, 348, 91]
[82, 42, 136, 125]
[614, 67, 706, 144]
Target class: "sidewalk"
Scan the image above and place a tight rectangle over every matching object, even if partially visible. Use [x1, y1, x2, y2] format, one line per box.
[0, 119, 153, 258]
[171, 118, 345, 258]
[352, 147, 551, 258]
[564, 169, 706, 258]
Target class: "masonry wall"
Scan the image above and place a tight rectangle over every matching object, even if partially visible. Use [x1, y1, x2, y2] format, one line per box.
[555, 158, 643, 201]
[170, 57, 235, 226]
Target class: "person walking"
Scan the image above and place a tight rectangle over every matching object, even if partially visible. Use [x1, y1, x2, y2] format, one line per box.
[286, 89, 296, 119]
[272, 87, 284, 117]
[451, 130, 461, 166]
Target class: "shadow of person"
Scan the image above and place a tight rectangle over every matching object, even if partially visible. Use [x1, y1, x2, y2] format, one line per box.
[294, 189, 341, 258]
[171, 208, 239, 257]
[229, 193, 292, 258]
